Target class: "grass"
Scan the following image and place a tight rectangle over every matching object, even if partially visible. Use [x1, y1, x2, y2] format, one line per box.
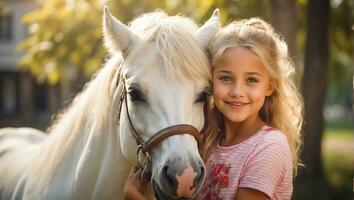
[322, 120, 353, 199]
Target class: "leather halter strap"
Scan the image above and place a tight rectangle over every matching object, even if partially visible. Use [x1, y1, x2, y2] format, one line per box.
[120, 83, 203, 153]
[116, 69, 209, 182]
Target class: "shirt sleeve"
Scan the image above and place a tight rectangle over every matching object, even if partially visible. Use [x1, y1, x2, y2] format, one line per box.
[238, 136, 291, 198]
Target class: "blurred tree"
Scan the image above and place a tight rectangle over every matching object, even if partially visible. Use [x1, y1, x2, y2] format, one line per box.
[298, 0, 331, 199]
[18, 0, 106, 86]
[17, 0, 353, 95]
[17, 0, 281, 87]
[224, 0, 270, 22]
[270, 0, 300, 74]
[327, 0, 353, 105]
[17, 0, 224, 86]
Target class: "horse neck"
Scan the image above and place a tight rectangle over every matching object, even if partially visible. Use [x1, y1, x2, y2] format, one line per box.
[62, 112, 130, 198]
[26, 57, 132, 199]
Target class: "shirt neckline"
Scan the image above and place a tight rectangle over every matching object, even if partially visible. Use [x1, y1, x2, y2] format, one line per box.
[216, 125, 268, 150]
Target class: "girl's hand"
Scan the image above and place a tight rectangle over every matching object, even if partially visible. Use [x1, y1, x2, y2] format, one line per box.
[123, 166, 150, 200]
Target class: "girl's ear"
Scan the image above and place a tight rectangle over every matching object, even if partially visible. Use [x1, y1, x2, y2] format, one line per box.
[266, 80, 276, 97]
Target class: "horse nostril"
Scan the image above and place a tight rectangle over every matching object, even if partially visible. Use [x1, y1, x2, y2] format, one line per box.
[162, 165, 177, 189]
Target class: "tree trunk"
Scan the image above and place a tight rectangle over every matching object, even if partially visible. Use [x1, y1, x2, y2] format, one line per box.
[296, 0, 331, 199]
[270, 0, 299, 74]
[302, 0, 329, 179]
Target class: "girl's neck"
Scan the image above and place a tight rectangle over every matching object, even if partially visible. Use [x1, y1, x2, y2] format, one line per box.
[220, 114, 266, 146]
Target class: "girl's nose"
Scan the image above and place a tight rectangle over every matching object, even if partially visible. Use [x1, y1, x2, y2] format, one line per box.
[230, 83, 245, 98]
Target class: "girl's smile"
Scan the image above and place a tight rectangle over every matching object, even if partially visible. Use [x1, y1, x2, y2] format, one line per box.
[224, 100, 250, 110]
[212, 47, 274, 125]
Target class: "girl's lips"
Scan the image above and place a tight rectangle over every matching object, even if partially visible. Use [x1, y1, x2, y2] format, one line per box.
[225, 101, 250, 108]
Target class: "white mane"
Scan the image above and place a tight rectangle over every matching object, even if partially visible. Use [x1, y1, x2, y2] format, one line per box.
[0, 8, 220, 199]
[25, 11, 212, 196]
[25, 56, 121, 195]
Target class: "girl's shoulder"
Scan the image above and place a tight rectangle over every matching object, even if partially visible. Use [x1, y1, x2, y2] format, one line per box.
[252, 126, 291, 157]
[212, 126, 289, 155]
[256, 126, 290, 151]
[244, 126, 292, 170]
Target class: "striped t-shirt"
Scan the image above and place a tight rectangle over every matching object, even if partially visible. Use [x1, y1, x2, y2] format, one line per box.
[197, 126, 293, 200]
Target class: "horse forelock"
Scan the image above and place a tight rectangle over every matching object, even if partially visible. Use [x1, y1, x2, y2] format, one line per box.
[128, 11, 211, 83]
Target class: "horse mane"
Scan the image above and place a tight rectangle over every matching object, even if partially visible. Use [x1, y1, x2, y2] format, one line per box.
[25, 10, 211, 195]
[26, 56, 122, 195]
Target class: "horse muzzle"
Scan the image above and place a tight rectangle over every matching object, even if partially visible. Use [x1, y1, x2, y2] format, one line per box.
[152, 156, 205, 200]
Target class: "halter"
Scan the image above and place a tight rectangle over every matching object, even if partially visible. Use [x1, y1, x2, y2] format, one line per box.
[116, 70, 209, 182]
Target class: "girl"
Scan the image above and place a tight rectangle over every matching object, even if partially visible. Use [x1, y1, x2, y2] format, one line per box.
[124, 18, 303, 200]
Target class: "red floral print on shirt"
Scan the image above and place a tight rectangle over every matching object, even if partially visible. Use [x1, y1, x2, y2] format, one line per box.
[199, 161, 231, 200]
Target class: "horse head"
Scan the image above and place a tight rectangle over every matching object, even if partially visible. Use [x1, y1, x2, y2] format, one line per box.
[103, 8, 219, 199]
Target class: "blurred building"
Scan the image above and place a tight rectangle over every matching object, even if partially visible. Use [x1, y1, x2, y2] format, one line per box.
[0, 0, 61, 129]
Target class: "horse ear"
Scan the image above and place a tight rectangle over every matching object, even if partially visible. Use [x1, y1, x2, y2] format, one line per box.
[103, 7, 138, 57]
[196, 9, 220, 49]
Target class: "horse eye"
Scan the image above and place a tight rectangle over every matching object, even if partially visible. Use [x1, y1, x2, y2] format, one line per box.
[128, 88, 146, 103]
[195, 88, 211, 103]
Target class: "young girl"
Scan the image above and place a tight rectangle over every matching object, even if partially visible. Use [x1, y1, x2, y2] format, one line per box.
[124, 18, 303, 200]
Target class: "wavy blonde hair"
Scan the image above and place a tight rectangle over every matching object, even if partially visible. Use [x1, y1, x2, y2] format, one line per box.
[202, 18, 303, 174]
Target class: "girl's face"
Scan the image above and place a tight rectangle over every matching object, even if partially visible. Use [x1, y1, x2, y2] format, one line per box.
[212, 47, 274, 124]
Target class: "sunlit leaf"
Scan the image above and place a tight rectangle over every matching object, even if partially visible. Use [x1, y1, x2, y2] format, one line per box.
[48, 68, 60, 85]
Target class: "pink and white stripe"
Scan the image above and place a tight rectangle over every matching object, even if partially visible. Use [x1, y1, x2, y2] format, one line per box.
[197, 126, 293, 200]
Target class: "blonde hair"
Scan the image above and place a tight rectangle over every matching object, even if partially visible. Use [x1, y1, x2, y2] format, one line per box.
[202, 18, 303, 174]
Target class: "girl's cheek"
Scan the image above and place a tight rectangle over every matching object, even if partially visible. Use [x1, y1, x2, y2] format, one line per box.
[212, 83, 220, 94]
[251, 91, 268, 104]
[248, 85, 268, 96]
[213, 85, 225, 97]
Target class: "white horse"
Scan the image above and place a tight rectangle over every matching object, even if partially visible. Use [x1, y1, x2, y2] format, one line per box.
[0, 8, 220, 200]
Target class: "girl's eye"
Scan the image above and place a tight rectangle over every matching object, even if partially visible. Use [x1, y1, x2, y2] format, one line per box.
[128, 88, 146, 103]
[219, 76, 232, 82]
[247, 77, 258, 83]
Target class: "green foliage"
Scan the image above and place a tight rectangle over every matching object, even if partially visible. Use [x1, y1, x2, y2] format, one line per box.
[327, 0, 354, 104]
[18, 0, 354, 109]
[224, 0, 270, 23]
[18, 0, 225, 85]
[16, 0, 273, 85]
[295, 0, 353, 104]
[18, 0, 105, 84]
[322, 126, 354, 200]
[294, 123, 354, 200]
